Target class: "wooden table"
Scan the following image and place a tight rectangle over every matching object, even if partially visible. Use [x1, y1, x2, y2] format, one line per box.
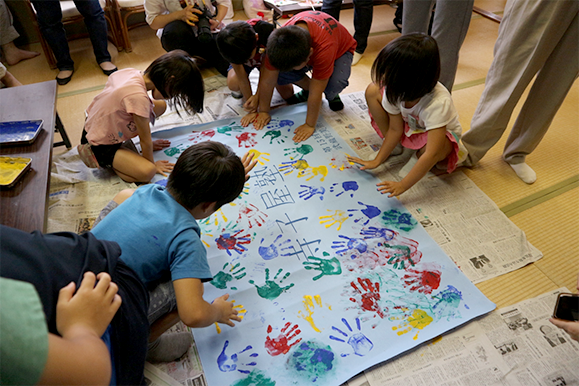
[264, 0, 396, 23]
[0, 80, 57, 233]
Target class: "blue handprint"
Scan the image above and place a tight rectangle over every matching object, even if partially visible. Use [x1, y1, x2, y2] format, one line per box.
[329, 318, 373, 357]
[298, 184, 325, 201]
[258, 235, 292, 260]
[360, 226, 396, 242]
[347, 202, 382, 225]
[332, 235, 368, 256]
[279, 119, 294, 131]
[381, 209, 418, 232]
[217, 340, 258, 374]
[330, 181, 359, 198]
[432, 285, 469, 321]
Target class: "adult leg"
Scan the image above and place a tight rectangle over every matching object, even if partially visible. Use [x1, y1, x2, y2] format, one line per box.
[31, 0, 74, 71]
[321, 0, 342, 21]
[503, 8, 579, 183]
[352, 0, 373, 55]
[73, 0, 114, 70]
[462, 0, 571, 166]
[0, 0, 39, 65]
[401, 0, 434, 36]
[429, 0, 474, 91]
[205, 34, 230, 77]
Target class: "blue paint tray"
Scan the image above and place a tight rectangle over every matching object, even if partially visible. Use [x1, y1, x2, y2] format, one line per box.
[0, 120, 43, 146]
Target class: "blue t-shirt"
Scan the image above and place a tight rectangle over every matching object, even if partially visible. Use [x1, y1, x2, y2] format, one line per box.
[92, 184, 212, 288]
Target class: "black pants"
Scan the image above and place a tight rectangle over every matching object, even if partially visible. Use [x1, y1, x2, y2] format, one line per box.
[161, 20, 229, 77]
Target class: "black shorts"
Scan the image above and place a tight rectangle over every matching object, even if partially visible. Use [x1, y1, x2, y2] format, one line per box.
[81, 129, 123, 168]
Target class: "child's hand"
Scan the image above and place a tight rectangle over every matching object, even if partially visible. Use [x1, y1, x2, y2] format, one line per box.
[153, 139, 171, 151]
[241, 151, 258, 180]
[243, 95, 259, 112]
[240, 112, 258, 127]
[377, 180, 408, 197]
[213, 294, 242, 327]
[347, 155, 381, 170]
[56, 272, 122, 340]
[183, 5, 201, 25]
[293, 123, 315, 143]
[252, 112, 271, 130]
[155, 160, 174, 176]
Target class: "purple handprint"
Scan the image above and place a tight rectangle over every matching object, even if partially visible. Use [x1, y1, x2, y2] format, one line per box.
[298, 184, 325, 201]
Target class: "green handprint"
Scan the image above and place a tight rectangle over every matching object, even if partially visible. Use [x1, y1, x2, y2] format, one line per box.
[211, 262, 247, 290]
[217, 123, 243, 136]
[284, 144, 314, 159]
[303, 252, 342, 281]
[263, 130, 284, 144]
[249, 268, 294, 300]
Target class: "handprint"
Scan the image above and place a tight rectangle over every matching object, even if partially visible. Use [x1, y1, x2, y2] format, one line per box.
[217, 340, 258, 374]
[298, 164, 328, 182]
[237, 203, 268, 228]
[360, 226, 397, 242]
[329, 154, 356, 171]
[303, 253, 342, 281]
[236, 132, 258, 148]
[297, 294, 331, 332]
[164, 143, 188, 157]
[432, 285, 467, 321]
[258, 235, 292, 261]
[319, 210, 350, 231]
[381, 209, 418, 232]
[329, 318, 373, 357]
[214, 302, 247, 333]
[262, 129, 285, 144]
[391, 309, 433, 340]
[211, 262, 247, 290]
[264, 322, 302, 356]
[401, 263, 442, 294]
[207, 208, 230, 227]
[247, 149, 270, 165]
[330, 181, 359, 198]
[347, 202, 382, 225]
[217, 123, 244, 136]
[238, 182, 250, 199]
[332, 235, 368, 256]
[298, 184, 325, 201]
[349, 277, 385, 318]
[279, 159, 310, 176]
[249, 268, 294, 300]
[284, 144, 314, 159]
[278, 119, 294, 131]
[215, 229, 252, 256]
[188, 129, 216, 143]
[379, 236, 422, 270]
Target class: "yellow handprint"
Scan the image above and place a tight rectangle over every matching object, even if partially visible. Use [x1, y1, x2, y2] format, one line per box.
[319, 210, 350, 231]
[248, 149, 271, 165]
[390, 309, 433, 340]
[298, 164, 328, 182]
[297, 295, 332, 333]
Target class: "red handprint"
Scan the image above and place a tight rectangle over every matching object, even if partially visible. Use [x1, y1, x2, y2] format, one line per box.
[349, 278, 385, 318]
[188, 129, 216, 143]
[236, 132, 258, 148]
[402, 263, 442, 294]
[237, 203, 268, 228]
[264, 322, 302, 356]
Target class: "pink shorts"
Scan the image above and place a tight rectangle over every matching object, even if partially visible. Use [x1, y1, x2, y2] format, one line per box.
[369, 109, 461, 174]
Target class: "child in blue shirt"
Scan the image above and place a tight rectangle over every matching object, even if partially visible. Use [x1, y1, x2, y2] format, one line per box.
[92, 141, 256, 362]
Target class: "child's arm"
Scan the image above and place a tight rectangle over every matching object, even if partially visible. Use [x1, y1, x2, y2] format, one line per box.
[348, 113, 404, 169]
[241, 66, 278, 129]
[134, 114, 174, 176]
[292, 77, 328, 143]
[378, 126, 450, 197]
[232, 63, 254, 104]
[173, 278, 241, 328]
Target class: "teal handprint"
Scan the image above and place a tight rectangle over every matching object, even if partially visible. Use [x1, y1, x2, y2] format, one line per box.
[211, 262, 247, 290]
[217, 122, 244, 136]
[263, 130, 285, 144]
[284, 144, 314, 159]
[249, 268, 294, 300]
[303, 253, 342, 281]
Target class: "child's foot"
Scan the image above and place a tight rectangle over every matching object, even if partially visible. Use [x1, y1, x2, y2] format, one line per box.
[352, 51, 363, 66]
[391, 143, 404, 156]
[285, 90, 309, 105]
[508, 162, 536, 184]
[146, 332, 193, 363]
[2, 42, 40, 66]
[231, 91, 243, 99]
[328, 95, 344, 111]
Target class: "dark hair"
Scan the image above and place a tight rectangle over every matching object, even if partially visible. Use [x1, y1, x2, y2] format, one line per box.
[145, 50, 204, 115]
[217, 21, 257, 64]
[372, 33, 440, 105]
[167, 141, 245, 210]
[266, 25, 311, 72]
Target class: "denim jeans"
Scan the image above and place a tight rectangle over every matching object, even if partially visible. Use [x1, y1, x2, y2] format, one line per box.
[31, 0, 111, 71]
[321, 0, 373, 54]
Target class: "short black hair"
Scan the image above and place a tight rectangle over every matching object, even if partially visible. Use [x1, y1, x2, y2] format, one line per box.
[167, 141, 245, 210]
[217, 21, 257, 65]
[145, 50, 204, 115]
[266, 25, 311, 72]
[372, 33, 440, 105]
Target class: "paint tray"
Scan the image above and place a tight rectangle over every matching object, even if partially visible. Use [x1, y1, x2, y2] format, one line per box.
[0, 120, 43, 146]
[0, 156, 32, 188]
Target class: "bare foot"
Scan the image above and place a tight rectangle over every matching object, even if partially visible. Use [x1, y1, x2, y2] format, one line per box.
[2, 42, 40, 66]
[99, 61, 117, 71]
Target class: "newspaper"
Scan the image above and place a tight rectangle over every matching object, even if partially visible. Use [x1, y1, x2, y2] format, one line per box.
[346, 288, 579, 386]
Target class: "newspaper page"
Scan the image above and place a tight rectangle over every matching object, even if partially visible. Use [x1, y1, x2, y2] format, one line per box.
[348, 288, 579, 386]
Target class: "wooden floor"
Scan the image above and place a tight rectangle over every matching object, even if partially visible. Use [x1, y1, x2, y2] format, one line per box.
[6, 0, 578, 306]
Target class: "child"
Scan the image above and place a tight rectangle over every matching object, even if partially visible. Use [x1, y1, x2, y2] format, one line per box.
[240, 11, 357, 143]
[78, 50, 205, 183]
[216, 20, 292, 112]
[91, 141, 257, 362]
[348, 33, 467, 197]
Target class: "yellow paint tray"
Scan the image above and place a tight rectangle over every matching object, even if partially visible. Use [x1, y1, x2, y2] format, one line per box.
[0, 156, 32, 188]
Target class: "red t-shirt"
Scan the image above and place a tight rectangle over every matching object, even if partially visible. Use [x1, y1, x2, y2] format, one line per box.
[265, 11, 356, 80]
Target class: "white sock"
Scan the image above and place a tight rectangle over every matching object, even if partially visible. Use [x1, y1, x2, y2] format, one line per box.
[399, 153, 418, 178]
[509, 162, 537, 184]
